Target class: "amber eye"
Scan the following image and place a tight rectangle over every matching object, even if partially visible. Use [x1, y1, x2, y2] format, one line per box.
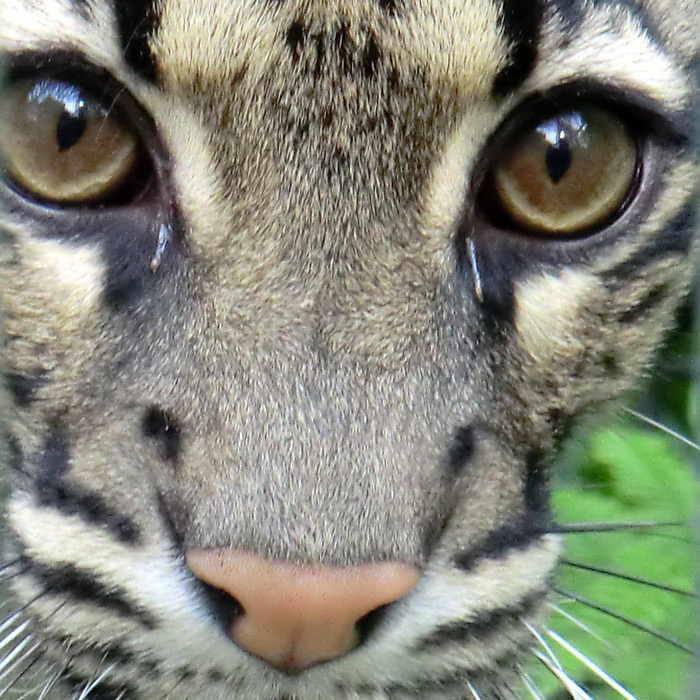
[485, 105, 638, 235]
[0, 78, 141, 203]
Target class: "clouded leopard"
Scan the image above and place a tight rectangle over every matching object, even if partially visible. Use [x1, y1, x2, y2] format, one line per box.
[0, 0, 698, 699]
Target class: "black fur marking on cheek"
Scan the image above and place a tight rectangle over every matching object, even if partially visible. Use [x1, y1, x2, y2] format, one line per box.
[5, 370, 47, 407]
[603, 205, 695, 280]
[445, 425, 476, 476]
[112, 0, 161, 83]
[453, 513, 544, 572]
[64, 673, 136, 700]
[492, 0, 543, 97]
[36, 428, 72, 500]
[413, 590, 543, 650]
[22, 559, 157, 629]
[377, 0, 398, 13]
[143, 406, 181, 463]
[618, 284, 669, 324]
[7, 435, 26, 476]
[285, 21, 306, 64]
[34, 427, 142, 544]
[363, 36, 382, 78]
[42, 484, 142, 544]
[523, 450, 551, 519]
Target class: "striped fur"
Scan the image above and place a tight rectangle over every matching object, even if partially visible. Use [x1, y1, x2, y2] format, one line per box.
[0, 0, 698, 698]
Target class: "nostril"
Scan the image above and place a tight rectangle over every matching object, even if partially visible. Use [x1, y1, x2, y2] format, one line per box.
[198, 579, 244, 630]
[355, 602, 392, 645]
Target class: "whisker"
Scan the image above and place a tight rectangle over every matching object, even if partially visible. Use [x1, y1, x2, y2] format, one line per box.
[466, 680, 484, 700]
[0, 642, 42, 695]
[0, 622, 31, 655]
[520, 672, 547, 700]
[546, 628, 641, 700]
[522, 620, 564, 671]
[38, 666, 68, 700]
[555, 588, 696, 654]
[76, 664, 116, 700]
[0, 637, 34, 678]
[550, 520, 697, 534]
[561, 559, 698, 597]
[625, 409, 700, 452]
[549, 603, 612, 647]
[533, 650, 593, 700]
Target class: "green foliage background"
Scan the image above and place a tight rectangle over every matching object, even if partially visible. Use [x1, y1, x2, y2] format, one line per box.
[532, 303, 699, 700]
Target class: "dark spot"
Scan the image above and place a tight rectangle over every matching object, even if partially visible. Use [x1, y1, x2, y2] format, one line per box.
[523, 450, 550, 517]
[363, 36, 381, 77]
[36, 427, 71, 501]
[600, 351, 620, 375]
[207, 669, 226, 682]
[143, 406, 181, 462]
[446, 425, 475, 476]
[335, 21, 354, 73]
[492, 0, 543, 96]
[618, 284, 668, 323]
[113, 0, 161, 83]
[5, 369, 47, 406]
[377, 0, 397, 13]
[56, 111, 86, 151]
[545, 139, 572, 184]
[285, 21, 306, 63]
[6, 435, 25, 475]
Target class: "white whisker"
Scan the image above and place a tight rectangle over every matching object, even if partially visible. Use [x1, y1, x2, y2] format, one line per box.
[0, 622, 30, 655]
[625, 409, 700, 452]
[522, 620, 564, 670]
[38, 667, 68, 700]
[546, 628, 641, 700]
[76, 664, 116, 700]
[0, 637, 34, 679]
[534, 650, 593, 700]
[0, 641, 42, 691]
[550, 603, 612, 647]
[466, 680, 483, 700]
[520, 672, 547, 700]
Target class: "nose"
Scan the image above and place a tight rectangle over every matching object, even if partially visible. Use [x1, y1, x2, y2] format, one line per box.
[186, 549, 421, 671]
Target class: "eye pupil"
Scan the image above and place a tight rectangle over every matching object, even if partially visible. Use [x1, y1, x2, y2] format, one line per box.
[56, 110, 86, 152]
[545, 139, 571, 184]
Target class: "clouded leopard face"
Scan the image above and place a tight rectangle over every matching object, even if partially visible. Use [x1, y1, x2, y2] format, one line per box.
[0, 0, 698, 699]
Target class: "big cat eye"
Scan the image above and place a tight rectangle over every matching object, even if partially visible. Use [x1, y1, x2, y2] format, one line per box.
[0, 78, 144, 204]
[481, 104, 639, 236]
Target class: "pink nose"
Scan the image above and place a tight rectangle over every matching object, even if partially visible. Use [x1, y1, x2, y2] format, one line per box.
[186, 549, 421, 671]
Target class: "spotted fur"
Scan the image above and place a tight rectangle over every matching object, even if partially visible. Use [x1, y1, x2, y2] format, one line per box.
[0, 1, 698, 699]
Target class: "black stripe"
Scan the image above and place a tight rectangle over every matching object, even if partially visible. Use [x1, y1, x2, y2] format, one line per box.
[23, 558, 156, 628]
[38, 482, 142, 544]
[113, 0, 161, 83]
[445, 424, 476, 476]
[5, 370, 47, 406]
[64, 672, 136, 700]
[35, 429, 141, 544]
[414, 591, 544, 651]
[453, 515, 543, 572]
[492, 0, 543, 96]
[603, 205, 696, 280]
[618, 283, 669, 324]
